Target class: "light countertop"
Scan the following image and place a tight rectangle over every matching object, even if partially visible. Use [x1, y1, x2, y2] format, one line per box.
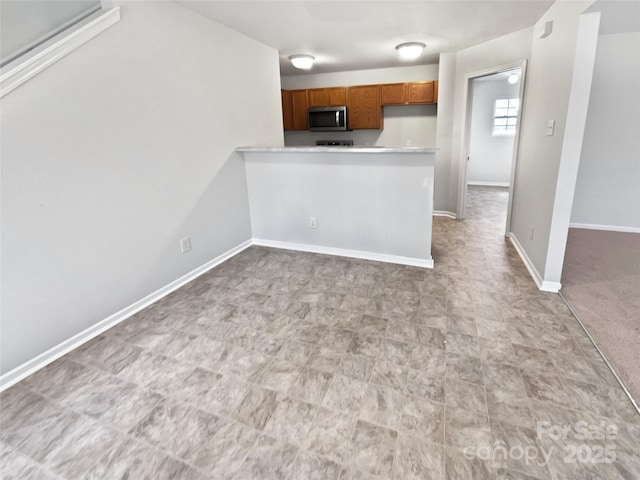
[237, 146, 439, 154]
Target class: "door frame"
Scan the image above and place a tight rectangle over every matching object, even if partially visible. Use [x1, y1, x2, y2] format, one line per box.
[456, 60, 528, 237]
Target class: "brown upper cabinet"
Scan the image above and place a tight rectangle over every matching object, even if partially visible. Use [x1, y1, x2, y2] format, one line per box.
[290, 89, 309, 130]
[281, 90, 294, 131]
[307, 87, 347, 107]
[347, 85, 382, 130]
[282, 80, 437, 130]
[381, 81, 438, 106]
[408, 81, 437, 104]
[380, 83, 406, 105]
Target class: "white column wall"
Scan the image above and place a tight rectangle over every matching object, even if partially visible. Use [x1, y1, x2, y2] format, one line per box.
[570, 31, 640, 231]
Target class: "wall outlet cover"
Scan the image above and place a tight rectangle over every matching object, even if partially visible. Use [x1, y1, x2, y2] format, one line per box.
[180, 237, 192, 253]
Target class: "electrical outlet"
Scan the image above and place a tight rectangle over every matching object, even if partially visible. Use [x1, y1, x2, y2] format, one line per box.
[180, 237, 191, 253]
[530, 227, 535, 240]
[309, 217, 317, 229]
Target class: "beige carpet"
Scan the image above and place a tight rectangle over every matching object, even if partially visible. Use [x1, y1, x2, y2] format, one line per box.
[561, 228, 640, 404]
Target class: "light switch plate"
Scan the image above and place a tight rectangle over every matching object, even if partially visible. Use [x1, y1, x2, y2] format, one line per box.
[540, 20, 553, 39]
[546, 120, 555, 136]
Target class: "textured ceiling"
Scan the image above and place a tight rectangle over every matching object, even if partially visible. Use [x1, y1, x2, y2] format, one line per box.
[179, 0, 554, 76]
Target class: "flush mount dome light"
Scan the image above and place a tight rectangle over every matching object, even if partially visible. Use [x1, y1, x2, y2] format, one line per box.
[396, 42, 425, 60]
[289, 54, 315, 70]
[508, 73, 519, 84]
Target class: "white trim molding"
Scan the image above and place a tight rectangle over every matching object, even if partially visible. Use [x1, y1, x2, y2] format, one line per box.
[467, 181, 510, 187]
[252, 238, 434, 269]
[0, 239, 253, 392]
[540, 280, 562, 293]
[433, 210, 457, 219]
[569, 223, 640, 234]
[0, 7, 120, 98]
[508, 233, 561, 292]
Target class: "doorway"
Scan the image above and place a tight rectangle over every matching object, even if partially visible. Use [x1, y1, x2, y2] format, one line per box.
[457, 62, 527, 237]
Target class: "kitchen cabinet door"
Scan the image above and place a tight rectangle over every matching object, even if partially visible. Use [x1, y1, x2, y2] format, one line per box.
[408, 81, 436, 104]
[281, 90, 294, 130]
[347, 85, 382, 129]
[291, 89, 309, 130]
[308, 87, 347, 107]
[381, 83, 407, 105]
[327, 87, 347, 106]
[307, 88, 327, 107]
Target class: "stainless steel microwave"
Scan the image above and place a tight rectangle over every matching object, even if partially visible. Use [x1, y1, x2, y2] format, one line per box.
[308, 106, 349, 131]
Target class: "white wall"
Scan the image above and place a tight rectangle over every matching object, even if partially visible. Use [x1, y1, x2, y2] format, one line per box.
[0, 1, 283, 375]
[467, 78, 519, 185]
[281, 64, 439, 89]
[509, 1, 595, 284]
[570, 31, 640, 230]
[244, 150, 435, 264]
[281, 64, 438, 148]
[434, 53, 457, 213]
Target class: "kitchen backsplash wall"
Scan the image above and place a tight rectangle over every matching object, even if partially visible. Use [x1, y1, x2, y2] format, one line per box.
[284, 104, 437, 147]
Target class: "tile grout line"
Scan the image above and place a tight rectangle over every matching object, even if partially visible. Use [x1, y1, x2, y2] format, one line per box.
[442, 295, 449, 480]
[342, 401, 362, 478]
[10, 383, 212, 478]
[1, 441, 67, 480]
[27, 346, 326, 479]
[519, 296, 554, 480]
[479, 337, 497, 477]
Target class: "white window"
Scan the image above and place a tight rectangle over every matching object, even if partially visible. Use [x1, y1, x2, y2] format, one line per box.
[493, 98, 519, 135]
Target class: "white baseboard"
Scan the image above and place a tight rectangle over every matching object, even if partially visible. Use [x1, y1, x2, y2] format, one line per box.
[0, 239, 253, 392]
[467, 181, 510, 187]
[433, 210, 457, 219]
[252, 238, 434, 269]
[540, 280, 562, 293]
[508, 233, 561, 293]
[569, 223, 640, 234]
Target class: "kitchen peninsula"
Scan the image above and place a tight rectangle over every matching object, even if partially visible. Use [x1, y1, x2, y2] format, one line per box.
[237, 146, 437, 268]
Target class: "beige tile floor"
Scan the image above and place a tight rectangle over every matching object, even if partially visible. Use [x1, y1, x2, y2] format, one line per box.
[1, 186, 639, 479]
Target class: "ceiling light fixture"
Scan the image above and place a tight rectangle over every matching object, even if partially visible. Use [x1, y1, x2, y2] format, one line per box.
[508, 73, 519, 84]
[289, 54, 315, 70]
[395, 42, 425, 60]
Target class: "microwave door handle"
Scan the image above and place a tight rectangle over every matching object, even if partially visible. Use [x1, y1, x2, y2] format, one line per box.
[336, 111, 340, 127]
